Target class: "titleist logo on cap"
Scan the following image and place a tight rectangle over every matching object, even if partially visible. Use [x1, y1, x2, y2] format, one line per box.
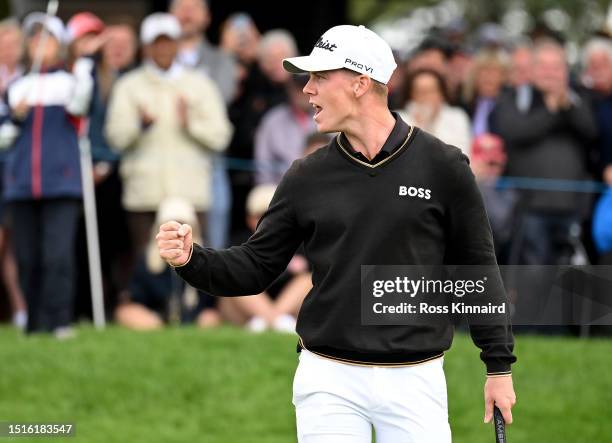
[314, 38, 337, 52]
[283, 25, 397, 84]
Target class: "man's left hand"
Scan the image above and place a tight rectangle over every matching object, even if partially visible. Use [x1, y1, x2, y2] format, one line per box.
[484, 375, 516, 424]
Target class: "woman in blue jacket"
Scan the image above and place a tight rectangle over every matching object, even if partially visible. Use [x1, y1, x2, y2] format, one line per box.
[5, 13, 93, 336]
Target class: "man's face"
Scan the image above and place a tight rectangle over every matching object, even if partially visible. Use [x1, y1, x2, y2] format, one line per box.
[411, 72, 444, 110]
[303, 69, 356, 133]
[585, 51, 612, 94]
[171, 0, 209, 37]
[27, 29, 60, 66]
[533, 48, 568, 94]
[259, 42, 293, 84]
[407, 49, 447, 75]
[510, 47, 533, 87]
[149, 36, 179, 70]
[475, 65, 504, 98]
[102, 25, 136, 70]
[0, 29, 22, 67]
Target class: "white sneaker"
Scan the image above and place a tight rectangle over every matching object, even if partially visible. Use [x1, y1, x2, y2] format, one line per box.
[272, 314, 296, 334]
[246, 316, 268, 333]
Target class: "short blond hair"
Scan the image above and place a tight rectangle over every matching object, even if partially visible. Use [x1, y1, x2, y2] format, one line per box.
[372, 79, 388, 98]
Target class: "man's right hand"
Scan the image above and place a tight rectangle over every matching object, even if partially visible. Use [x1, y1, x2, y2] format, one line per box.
[156, 221, 193, 267]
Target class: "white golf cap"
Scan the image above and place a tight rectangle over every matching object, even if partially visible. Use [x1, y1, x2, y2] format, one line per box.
[140, 12, 181, 45]
[283, 25, 397, 85]
[23, 12, 66, 44]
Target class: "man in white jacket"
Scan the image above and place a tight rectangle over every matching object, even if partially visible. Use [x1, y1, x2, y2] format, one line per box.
[105, 12, 232, 267]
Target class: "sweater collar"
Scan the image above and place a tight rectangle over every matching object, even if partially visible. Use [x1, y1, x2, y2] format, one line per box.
[338, 112, 411, 164]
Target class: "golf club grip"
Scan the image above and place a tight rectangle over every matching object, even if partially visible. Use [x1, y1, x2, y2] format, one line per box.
[493, 406, 507, 443]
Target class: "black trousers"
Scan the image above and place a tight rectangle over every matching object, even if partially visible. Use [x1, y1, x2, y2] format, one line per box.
[10, 198, 81, 333]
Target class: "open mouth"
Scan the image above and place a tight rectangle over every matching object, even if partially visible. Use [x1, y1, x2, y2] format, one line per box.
[312, 103, 323, 120]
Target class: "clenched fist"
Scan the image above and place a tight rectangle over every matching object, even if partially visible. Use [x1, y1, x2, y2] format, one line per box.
[156, 221, 193, 267]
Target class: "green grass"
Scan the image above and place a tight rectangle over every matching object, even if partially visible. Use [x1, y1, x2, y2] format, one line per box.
[0, 326, 610, 442]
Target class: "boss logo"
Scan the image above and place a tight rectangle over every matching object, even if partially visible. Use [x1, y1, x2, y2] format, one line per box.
[399, 186, 431, 200]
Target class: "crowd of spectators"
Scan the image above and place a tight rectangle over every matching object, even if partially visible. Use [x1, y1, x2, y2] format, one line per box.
[0, 0, 611, 336]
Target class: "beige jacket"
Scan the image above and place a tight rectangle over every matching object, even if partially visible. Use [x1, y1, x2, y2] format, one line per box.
[105, 63, 233, 211]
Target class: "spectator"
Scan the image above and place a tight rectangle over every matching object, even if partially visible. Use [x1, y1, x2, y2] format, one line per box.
[581, 37, 612, 184]
[490, 39, 598, 265]
[446, 46, 473, 105]
[510, 41, 533, 88]
[220, 13, 260, 73]
[591, 185, 612, 335]
[470, 133, 518, 260]
[0, 18, 26, 329]
[86, 23, 138, 167]
[405, 37, 448, 76]
[101, 24, 138, 73]
[255, 74, 314, 185]
[257, 29, 297, 86]
[0, 18, 24, 94]
[226, 29, 297, 239]
[593, 188, 612, 264]
[509, 40, 534, 113]
[463, 49, 508, 136]
[5, 13, 94, 336]
[105, 13, 232, 278]
[398, 68, 472, 155]
[405, 37, 459, 102]
[115, 197, 210, 329]
[171, 0, 238, 250]
[66, 12, 106, 64]
[228, 28, 296, 162]
[581, 37, 612, 97]
[171, 0, 237, 103]
[69, 18, 138, 311]
[0, 19, 25, 148]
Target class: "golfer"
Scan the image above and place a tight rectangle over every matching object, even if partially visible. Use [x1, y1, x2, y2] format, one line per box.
[157, 25, 516, 442]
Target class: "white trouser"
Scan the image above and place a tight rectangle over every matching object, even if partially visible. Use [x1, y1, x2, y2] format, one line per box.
[292, 349, 452, 443]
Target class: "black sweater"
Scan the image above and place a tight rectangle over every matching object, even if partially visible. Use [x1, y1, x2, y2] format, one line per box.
[176, 117, 516, 375]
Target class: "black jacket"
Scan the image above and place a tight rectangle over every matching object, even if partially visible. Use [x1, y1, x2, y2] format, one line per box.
[490, 87, 598, 213]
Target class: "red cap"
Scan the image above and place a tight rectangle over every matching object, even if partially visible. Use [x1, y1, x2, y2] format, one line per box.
[67, 12, 104, 42]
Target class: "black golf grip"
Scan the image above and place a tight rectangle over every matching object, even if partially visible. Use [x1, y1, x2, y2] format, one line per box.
[493, 406, 507, 443]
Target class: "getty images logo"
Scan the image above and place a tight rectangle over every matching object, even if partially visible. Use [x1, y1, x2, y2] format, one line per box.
[399, 186, 432, 200]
